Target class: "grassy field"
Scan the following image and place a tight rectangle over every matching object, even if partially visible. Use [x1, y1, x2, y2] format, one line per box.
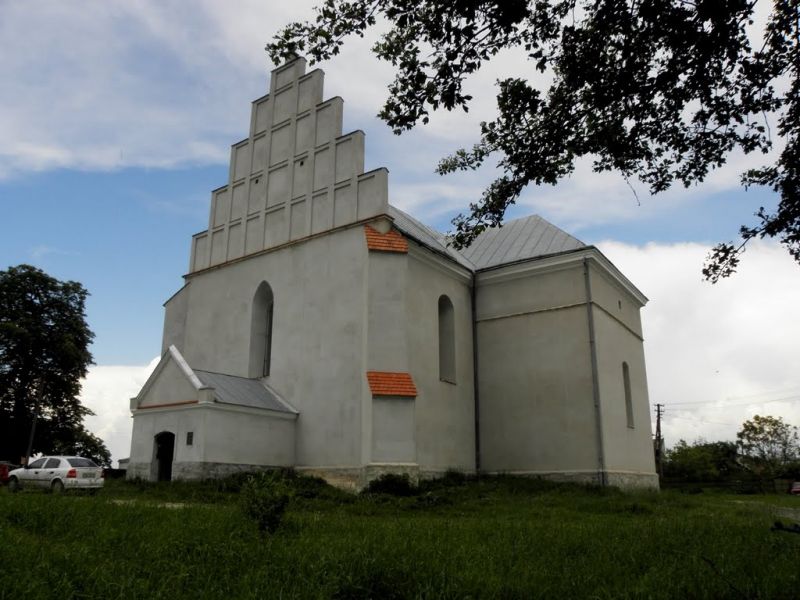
[1, 474, 799, 599]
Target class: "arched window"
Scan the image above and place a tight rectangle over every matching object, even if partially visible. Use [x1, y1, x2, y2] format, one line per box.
[623, 362, 634, 428]
[438, 295, 456, 383]
[249, 282, 274, 378]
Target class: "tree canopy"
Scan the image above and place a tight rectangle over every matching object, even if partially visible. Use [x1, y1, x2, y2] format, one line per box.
[736, 414, 799, 476]
[663, 439, 742, 482]
[268, 0, 799, 280]
[0, 265, 110, 466]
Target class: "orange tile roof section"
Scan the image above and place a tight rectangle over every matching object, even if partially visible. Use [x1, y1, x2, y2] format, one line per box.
[366, 371, 418, 397]
[138, 400, 198, 410]
[364, 225, 408, 253]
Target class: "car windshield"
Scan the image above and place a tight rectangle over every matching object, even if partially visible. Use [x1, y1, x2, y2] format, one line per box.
[67, 458, 98, 468]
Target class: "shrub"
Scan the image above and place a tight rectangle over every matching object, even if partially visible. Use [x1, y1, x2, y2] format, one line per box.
[362, 473, 416, 497]
[239, 472, 292, 534]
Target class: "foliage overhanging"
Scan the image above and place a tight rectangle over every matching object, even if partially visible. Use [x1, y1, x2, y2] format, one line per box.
[268, 0, 799, 280]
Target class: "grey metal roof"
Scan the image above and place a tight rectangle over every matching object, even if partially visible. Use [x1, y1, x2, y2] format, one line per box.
[388, 206, 585, 271]
[388, 206, 474, 270]
[194, 370, 296, 414]
[457, 214, 586, 270]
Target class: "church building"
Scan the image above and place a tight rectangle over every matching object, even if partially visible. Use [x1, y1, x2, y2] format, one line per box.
[127, 58, 658, 490]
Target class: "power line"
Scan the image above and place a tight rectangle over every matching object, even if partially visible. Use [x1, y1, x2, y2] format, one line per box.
[668, 415, 739, 427]
[727, 386, 800, 402]
[665, 394, 800, 409]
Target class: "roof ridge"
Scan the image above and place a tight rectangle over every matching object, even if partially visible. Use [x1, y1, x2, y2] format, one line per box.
[193, 368, 254, 380]
[386, 205, 584, 271]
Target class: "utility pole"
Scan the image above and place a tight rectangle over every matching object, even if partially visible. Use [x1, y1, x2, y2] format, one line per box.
[654, 403, 664, 479]
[24, 382, 42, 466]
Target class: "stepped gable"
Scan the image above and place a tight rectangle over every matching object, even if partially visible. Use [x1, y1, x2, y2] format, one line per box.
[190, 57, 389, 272]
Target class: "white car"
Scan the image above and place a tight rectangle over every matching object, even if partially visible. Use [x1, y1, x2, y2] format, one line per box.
[7, 456, 104, 493]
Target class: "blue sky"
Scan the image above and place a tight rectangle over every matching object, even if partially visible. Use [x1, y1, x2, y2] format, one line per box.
[1, 1, 798, 463]
[0, 157, 779, 366]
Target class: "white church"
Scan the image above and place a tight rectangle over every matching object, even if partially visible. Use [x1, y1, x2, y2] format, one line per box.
[127, 58, 658, 490]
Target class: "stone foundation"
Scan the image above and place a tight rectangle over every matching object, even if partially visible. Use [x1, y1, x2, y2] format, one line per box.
[127, 462, 657, 491]
[481, 469, 659, 491]
[125, 462, 151, 481]
[604, 470, 660, 490]
[126, 461, 283, 482]
[298, 463, 423, 491]
[294, 467, 365, 491]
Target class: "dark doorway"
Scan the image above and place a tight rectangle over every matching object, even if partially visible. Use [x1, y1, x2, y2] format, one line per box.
[154, 432, 175, 482]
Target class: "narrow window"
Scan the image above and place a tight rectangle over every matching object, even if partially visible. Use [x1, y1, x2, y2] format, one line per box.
[186, 432, 194, 446]
[263, 301, 273, 377]
[438, 295, 456, 383]
[249, 281, 275, 378]
[623, 362, 634, 428]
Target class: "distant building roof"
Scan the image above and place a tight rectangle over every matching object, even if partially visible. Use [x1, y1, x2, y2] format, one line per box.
[388, 206, 585, 271]
[194, 370, 297, 414]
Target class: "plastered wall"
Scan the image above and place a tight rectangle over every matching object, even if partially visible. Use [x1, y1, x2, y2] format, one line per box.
[588, 265, 656, 475]
[405, 247, 476, 473]
[475, 261, 601, 474]
[128, 406, 206, 478]
[137, 358, 196, 407]
[128, 406, 295, 480]
[189, 58, 388, 272]
[173, 225, 368, 468]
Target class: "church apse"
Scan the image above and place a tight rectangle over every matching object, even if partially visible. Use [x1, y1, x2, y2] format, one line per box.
[189, 57, 389, 273]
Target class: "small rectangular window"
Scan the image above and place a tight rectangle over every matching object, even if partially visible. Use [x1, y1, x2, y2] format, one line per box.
[186, 431, 194, 446]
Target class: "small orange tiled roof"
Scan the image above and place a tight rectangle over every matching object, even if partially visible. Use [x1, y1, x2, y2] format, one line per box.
[366, 371, 417, 397]
[364, 225, 408, 253]
[138, 400, 198, 410]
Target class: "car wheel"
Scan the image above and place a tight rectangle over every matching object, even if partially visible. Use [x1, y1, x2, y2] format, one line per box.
[8, 477, 20, 493]
[51, 480, 65, 494]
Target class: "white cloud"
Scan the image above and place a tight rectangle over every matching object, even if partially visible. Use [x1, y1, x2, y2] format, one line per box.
[0, 1, 294, 177]
[1, 0, 778, 208]
[80, 356, 158, 467]
[598, 239, 800, 448]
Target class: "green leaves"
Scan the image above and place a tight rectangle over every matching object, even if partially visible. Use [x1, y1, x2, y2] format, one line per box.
[269, 0, 799, 277]
[0, 265, 104, 463]
[239, 472, 293, 534]
[736, 415, 799, 477]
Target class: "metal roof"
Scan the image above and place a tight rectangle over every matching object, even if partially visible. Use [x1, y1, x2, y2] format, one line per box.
[194, 370, 296, 414]
[388, 206, 585, 271]
[456, 214, 586, 270]
[388, 206, 474, 270]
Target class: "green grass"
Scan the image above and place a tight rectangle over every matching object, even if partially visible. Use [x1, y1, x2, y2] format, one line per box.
[1, 475, 799, 599]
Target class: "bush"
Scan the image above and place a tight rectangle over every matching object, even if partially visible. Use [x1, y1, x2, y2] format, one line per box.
[362, 473, 416, 497]
[239, 472, 292, 534]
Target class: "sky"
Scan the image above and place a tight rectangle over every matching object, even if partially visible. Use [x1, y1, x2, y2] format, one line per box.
[1, 1, 798, 467]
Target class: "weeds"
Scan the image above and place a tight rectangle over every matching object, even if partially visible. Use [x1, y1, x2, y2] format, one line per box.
[362, 472, 417, 496]
[239, 471, 292, 534]
[2, 475, 799, 599]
